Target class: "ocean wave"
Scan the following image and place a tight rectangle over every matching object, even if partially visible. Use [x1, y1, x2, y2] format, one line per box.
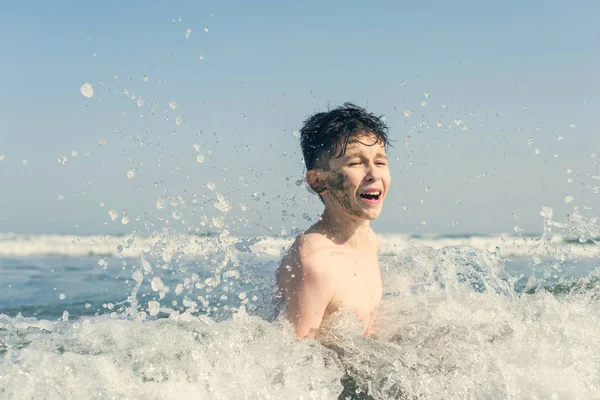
[2, 246, 600, 399]
[1, 232, 599, 259]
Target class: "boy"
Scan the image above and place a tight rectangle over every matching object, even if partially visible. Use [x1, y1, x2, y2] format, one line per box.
[277, 103, 392, 338]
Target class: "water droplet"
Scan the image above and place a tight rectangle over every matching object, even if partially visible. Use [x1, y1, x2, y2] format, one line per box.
[241, 113, 247, 118]
[240, 203, 248, 211]
[59, 293, 66, 300]
[127, 170, 136, 179]
[214, 193, 232, 213]
[527, 138, 533, 145]
[454, 119, 463, 126]
[116, 245, 123, 253]
[132, 270, 143, 284]
[425, 187, 431, 192]
[0, 154, 5, 161]
[441, 104, 448, 110]
[514, 226, 524, 233]
[156, 198, 165, 209]
[143, 75, 149, 82]
[57, 194, 64, 202]
[420, 101, 427, 107]
[98, 259, 108, 269]
[302, 213, 312, 222]
[204, 27, 210, 32]
[196, 155, 205, 163]
[169, 100, 178, 110]
[62, 310, 69, 322]
[137, 97, 144, 107]
[557, 136, 563, 141]
[175, 115, 185, 125]
[534, 148, 541, 156]
[198, 54, 204, 61]
[185, 27, 192, 38]
[565, 195, 574, 203]
[85, 303, 91, 309]
[403, 110, 413, 118]
[172, 211, 183, 220]
[98, 139, 107, 147]
[292, 130, 300, 138]
[80, 82, 94, 98]
[424, 90, 431, 98]
[57, 155, 68, 165]
[193, 143, 201, 152]
[108, 210, 118, 221]
[121, 215, 130, 225]
[238, 292, 247, 300]
[400, 81, 407, 87]
[71, 150, 78, 157]
[569, 124, 576, 130]
[148, 301, 161, 317]
[207, 182, 216, 190]
[22, 160, 28, 166]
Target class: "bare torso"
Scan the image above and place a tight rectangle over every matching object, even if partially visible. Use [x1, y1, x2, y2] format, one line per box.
[277, 229, 382, 337]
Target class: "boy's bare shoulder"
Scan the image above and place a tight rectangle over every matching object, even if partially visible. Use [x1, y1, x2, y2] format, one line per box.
[280, 232, 336, 274]
[298, 231, 337, 259]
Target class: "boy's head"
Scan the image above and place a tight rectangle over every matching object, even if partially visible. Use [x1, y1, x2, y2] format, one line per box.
[300, 103, 390, 172]
[299, 103, 392, 220]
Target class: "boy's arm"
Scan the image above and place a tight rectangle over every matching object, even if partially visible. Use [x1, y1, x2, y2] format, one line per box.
[284, 256, 334, 338]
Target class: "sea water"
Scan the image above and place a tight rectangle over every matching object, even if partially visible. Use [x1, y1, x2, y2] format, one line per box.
[2, 220, 600, 399]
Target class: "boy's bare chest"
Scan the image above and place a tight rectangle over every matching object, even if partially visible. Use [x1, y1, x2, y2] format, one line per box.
[328, 250, 382, 318]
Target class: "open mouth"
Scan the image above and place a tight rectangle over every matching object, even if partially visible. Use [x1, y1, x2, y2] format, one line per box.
[359, 190, 382, 202]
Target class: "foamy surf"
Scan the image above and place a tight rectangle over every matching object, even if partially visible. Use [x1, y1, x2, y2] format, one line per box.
[2, 209, 600, 398]
[1, 231, 599, 259]
[2, 243, 600, 399]
[0, 311, 343, 399]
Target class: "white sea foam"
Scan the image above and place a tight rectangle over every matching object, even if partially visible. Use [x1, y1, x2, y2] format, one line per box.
[2, 246, 600, 399]
[0, 232, 598, 259]
[0, 310, 343, 400]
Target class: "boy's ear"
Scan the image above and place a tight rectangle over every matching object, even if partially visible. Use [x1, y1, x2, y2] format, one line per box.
[306, 170, 325, 194]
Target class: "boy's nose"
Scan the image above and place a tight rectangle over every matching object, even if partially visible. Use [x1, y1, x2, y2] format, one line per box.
[365, 163, 381, 181]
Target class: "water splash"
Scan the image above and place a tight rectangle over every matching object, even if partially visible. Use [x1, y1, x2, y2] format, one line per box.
[80, 82, 94, 98]
[108, 209, 118, 221]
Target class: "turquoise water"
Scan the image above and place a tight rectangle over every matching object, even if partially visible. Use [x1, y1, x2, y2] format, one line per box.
[0, 255, 276, 321]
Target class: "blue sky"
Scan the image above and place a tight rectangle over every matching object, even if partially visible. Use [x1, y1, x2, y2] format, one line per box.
[1, 1, 599, 236]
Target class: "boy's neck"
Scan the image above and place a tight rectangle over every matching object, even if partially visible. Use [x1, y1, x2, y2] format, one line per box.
[315, 207, 371, 247]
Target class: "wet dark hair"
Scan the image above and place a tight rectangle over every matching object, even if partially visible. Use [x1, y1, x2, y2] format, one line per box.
[300, 103, 391, 171]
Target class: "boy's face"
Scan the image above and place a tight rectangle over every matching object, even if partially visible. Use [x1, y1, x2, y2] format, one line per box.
[310, 131, 391, 221]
